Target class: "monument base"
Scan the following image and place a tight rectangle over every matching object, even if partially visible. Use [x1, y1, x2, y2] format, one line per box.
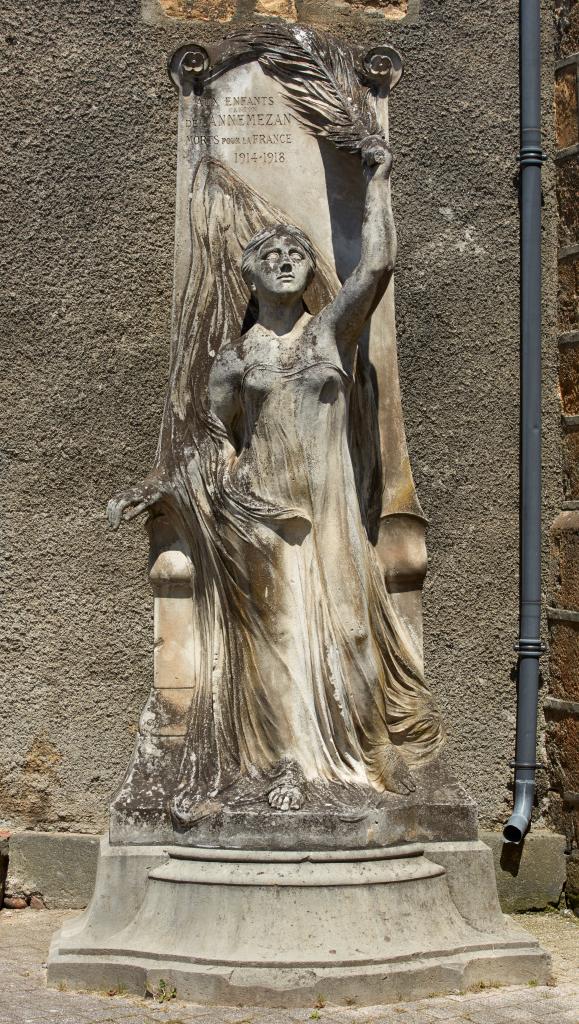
[110, 757, 478, 849]
[48, 837, 550, 1007]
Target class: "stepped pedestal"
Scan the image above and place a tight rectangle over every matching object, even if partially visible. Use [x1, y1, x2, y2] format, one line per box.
[48, 837, 550, 1007]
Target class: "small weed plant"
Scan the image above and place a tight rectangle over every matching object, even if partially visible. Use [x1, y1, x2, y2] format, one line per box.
[145, 977, 177, 1002]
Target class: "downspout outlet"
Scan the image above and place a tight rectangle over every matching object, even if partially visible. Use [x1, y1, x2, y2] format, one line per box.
[503, 778, 535, 843]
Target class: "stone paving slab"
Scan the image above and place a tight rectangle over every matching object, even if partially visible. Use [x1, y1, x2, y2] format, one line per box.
[0, 909, 577, 1024]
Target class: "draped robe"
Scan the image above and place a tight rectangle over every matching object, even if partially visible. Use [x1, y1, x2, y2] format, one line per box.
[152, 158, 444, 821]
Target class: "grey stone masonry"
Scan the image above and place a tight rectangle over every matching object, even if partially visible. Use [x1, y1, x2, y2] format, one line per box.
[5, 832, 100, 910]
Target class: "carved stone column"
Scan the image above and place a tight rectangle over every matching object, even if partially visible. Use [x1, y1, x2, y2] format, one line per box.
[109, 515, 195, 843]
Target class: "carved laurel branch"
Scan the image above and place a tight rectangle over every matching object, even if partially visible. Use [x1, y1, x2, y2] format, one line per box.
[168, 25, 403, 156]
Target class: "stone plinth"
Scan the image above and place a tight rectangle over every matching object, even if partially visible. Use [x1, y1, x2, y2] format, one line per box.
[48, 837, 550, 1006]
[110, 757, 477, 849]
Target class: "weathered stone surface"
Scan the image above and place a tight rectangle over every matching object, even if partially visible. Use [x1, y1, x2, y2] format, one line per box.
[557, 160, 579, 248]
[562, 429, 579, 501]
[558, 254, 579, 335]
[555, 66, 578, 150]
[155, 0, 236, 20]
[9, 825, 571, 917]
[426, 839, 504, 931]
[46, 19, 553, 999]
[255, 0, 297, 18]
[566, 849, 579, 915]
[108, 29, 448, 847]
[555, 0, 579, 60]
[480, 829, 567, 913]
[6, 907, 579, 1024]
[143, 0, 408, 24]
[550, 512, 579, 611]
[341, 0, 407, 15]
[7, 832, 100, 910]
[558, 337, 579, 414]
[548, 619, 579, 702]
[549, 716, 579, 793]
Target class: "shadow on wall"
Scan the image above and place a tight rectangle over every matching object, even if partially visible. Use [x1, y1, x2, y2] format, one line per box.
[500, 838, 524, 876]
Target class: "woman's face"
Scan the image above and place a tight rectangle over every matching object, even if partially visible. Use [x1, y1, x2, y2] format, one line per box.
[250, 233, 312, 303]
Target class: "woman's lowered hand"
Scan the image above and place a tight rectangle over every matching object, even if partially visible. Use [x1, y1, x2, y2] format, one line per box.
[107, 477, 165, 531]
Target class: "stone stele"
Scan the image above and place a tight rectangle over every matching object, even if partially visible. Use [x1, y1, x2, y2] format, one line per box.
[48, 24, 550, 1007]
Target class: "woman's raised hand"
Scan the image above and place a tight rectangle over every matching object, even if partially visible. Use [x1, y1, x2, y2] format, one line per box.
[361, 135, 393, 176]
[107, 478, 165, 531]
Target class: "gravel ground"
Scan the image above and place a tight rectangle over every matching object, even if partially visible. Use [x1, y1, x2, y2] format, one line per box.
[0, 908, 577, 1024]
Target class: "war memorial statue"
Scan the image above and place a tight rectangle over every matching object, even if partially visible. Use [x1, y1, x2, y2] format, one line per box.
[48, 23, 549, 1006]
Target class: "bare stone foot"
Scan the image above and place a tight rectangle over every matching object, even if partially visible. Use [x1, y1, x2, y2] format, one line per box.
[373, 746, 417, 796]
[268, 783, 303, 811]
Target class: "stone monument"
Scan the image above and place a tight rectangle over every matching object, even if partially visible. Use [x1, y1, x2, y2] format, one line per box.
[48, 24, 549, 1006]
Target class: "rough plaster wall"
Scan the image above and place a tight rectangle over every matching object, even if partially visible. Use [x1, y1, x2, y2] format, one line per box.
[0, 0, 559, 834]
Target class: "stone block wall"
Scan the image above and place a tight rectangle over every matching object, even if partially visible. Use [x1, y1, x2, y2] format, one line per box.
[547, 0, 579, 913]
[143, 0, 414, 28]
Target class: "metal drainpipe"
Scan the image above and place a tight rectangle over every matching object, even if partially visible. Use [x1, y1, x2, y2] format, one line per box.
[503, 0, 546, 844]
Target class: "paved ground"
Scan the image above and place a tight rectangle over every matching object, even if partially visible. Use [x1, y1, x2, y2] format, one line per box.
[0, 908, 577, 1024]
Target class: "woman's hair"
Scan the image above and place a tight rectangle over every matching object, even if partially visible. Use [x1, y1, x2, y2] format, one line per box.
[241, 224, 317, 287]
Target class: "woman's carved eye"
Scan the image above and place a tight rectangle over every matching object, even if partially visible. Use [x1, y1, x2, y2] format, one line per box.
[264, 250, 282, 265]
[262, 248, 305, 266]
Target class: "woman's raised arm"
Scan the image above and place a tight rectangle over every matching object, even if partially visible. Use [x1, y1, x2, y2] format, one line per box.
[317, 137, 396, 366]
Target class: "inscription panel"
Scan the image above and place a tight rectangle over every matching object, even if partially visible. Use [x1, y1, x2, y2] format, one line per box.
[187, 85, 297, 161]
[185, 94, 295, 164]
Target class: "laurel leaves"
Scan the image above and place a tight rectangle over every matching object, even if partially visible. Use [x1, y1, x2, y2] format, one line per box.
[238, 25, 383, 153]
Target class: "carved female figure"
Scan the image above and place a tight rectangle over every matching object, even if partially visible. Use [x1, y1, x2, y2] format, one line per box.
[108, 136, 443, 825]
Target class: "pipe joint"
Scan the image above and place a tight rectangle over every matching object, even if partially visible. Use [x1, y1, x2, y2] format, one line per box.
[513, 637, 546, 657]
[509, 759, 546, 770]
[517, 147, 547, 168]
